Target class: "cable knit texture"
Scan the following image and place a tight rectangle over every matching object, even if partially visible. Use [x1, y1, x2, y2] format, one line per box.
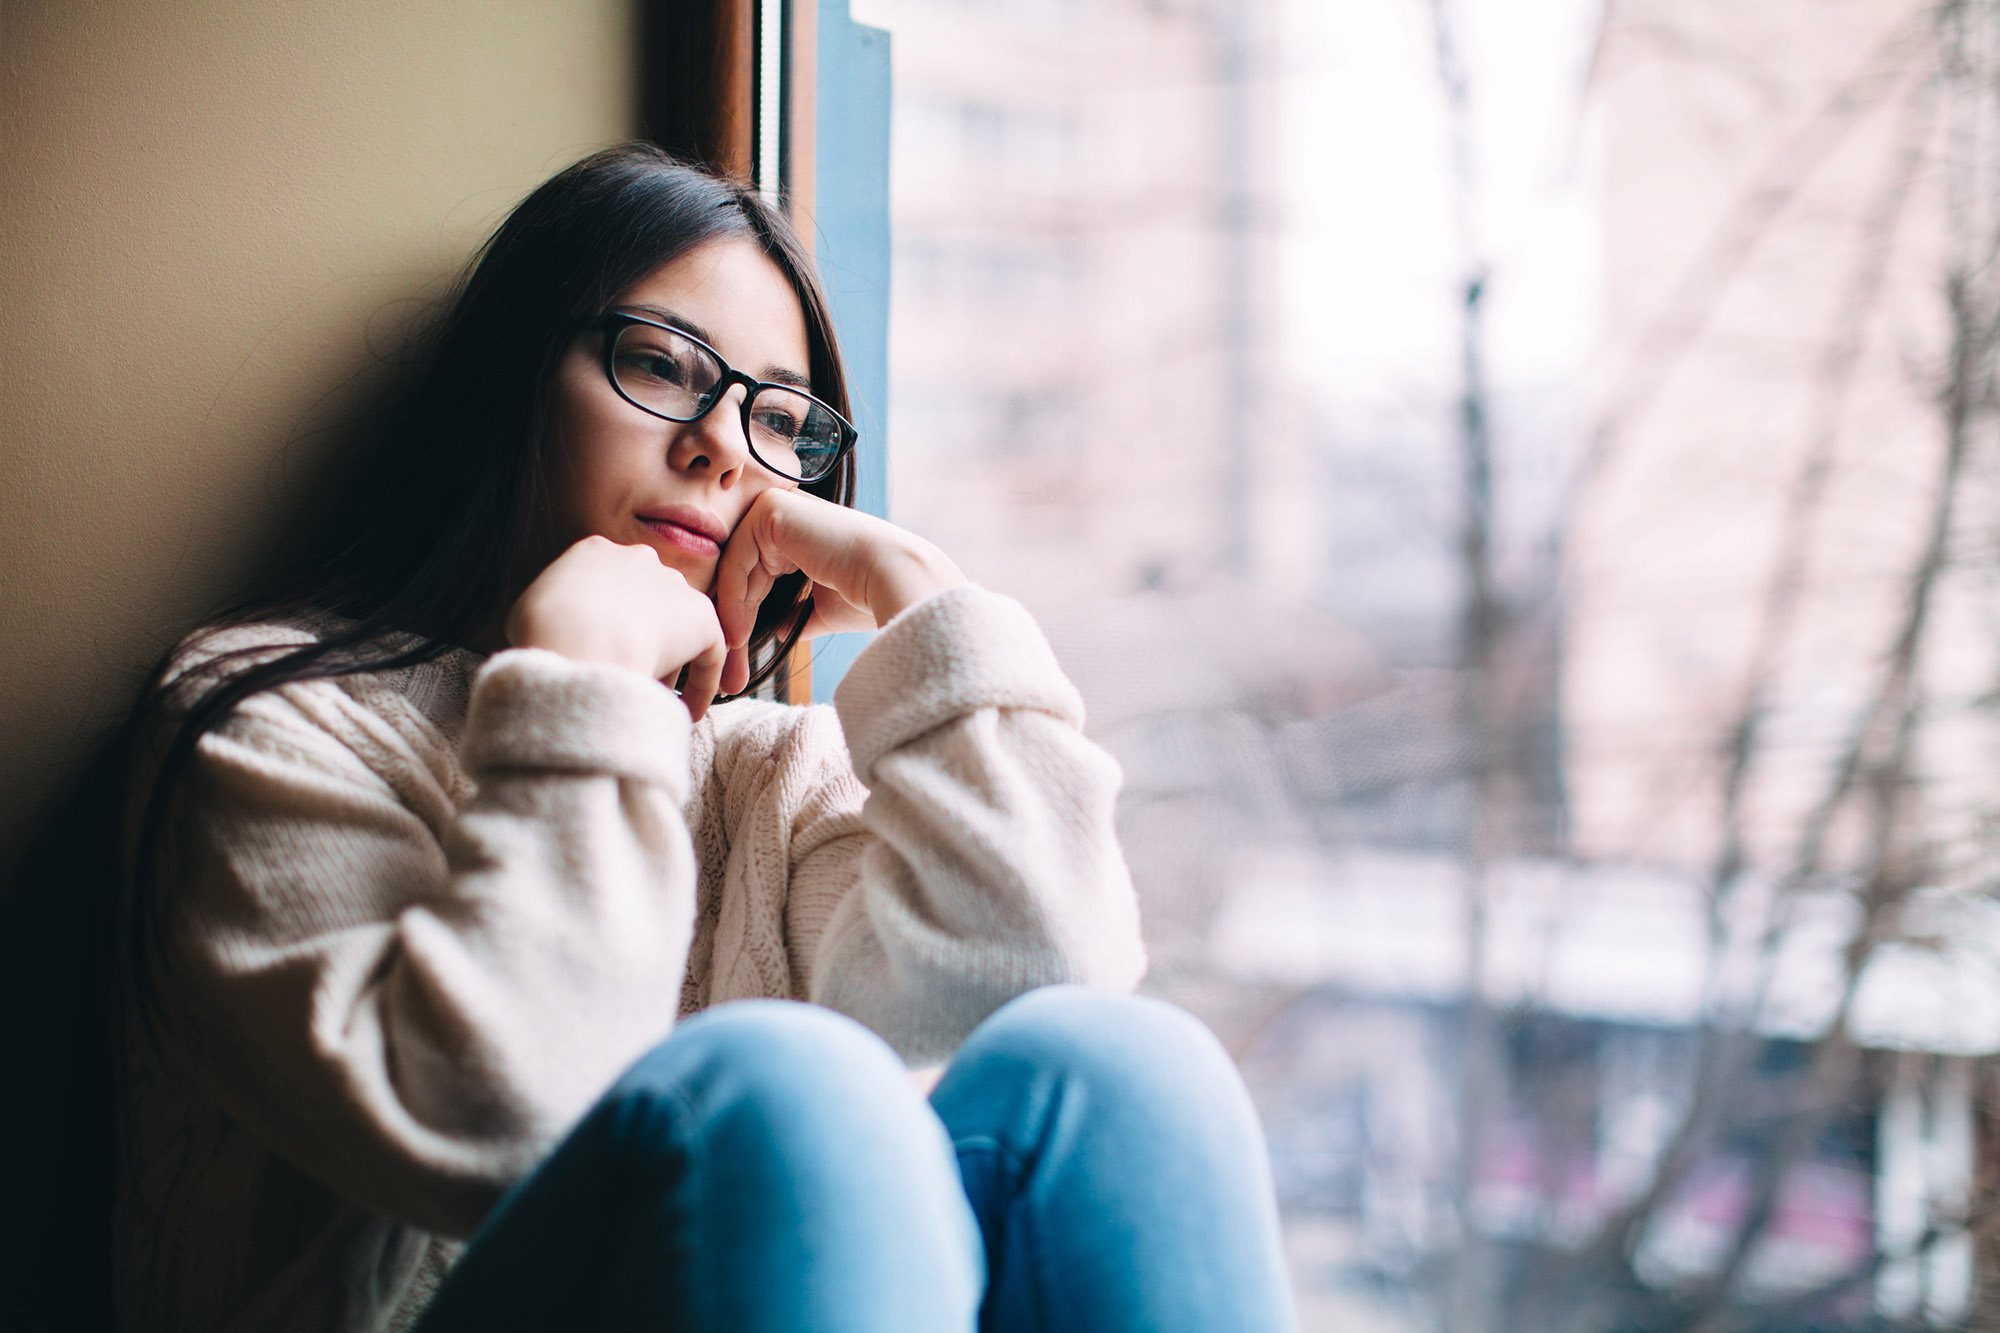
[114, 584, 1146, 1333]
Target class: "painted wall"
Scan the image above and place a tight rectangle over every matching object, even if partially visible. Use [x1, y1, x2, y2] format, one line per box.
[0, 1, 638, 863]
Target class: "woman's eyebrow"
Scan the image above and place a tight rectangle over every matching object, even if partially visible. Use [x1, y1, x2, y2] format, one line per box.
[760, 366, 812, 389]
[622, 303, 812, 389]
[622, 304, 713, 344]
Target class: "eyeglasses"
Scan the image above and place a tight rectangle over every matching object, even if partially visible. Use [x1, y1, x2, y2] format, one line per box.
[597, 312, 857, 485]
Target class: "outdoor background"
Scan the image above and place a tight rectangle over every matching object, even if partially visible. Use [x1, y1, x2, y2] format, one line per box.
[852, 0, 2000, 1328]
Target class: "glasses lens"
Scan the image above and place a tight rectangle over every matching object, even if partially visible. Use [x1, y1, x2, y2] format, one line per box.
[747, 386, 851, 481]
[610, 322, 721, 419]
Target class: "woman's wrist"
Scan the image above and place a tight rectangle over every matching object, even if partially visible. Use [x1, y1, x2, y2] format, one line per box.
[866, 539, 966, 626]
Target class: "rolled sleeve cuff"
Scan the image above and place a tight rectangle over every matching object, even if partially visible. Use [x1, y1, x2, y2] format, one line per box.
[461, 648, 691, 791]
[832, 584, 1084, 785]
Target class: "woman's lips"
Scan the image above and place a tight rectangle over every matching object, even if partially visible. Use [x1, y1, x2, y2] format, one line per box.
[637, 515, 721, 558]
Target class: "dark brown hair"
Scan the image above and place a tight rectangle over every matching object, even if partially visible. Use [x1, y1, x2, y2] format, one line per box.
[126, 143, 855, 1025]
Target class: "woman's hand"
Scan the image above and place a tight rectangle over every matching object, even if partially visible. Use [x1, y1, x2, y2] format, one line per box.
[711, 490, 966, 693]
[506, 535, 734, 720]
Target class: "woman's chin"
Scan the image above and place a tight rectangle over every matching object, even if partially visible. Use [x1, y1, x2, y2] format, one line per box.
[657, 548, 719, 589]
[625, 526, 720, 586]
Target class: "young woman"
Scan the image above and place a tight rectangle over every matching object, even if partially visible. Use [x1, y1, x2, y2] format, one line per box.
[118, 144, 1297, 1332]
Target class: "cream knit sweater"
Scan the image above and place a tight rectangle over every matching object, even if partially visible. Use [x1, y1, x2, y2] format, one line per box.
[115, 584, 1146, 1333]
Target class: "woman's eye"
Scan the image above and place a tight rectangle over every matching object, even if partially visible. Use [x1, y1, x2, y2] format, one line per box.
[753, 407, 805, 439]
[618, 348, 693, 385]
[613, 329, 714, 388]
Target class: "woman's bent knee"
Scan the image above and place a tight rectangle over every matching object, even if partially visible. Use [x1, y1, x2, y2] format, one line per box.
[618, 1000, 901, 1093]
[957, 986, 1240, 1099]
[934, 988, 1293, 1330]
[597, 1000, 930, 1159]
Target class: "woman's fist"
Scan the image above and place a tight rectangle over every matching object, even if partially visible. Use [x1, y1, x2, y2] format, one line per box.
[711, 489, 965, 660]
[505, 536, 736, 719]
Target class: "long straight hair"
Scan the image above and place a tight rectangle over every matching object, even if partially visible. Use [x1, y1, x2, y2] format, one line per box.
[125, 143, 856, 1029]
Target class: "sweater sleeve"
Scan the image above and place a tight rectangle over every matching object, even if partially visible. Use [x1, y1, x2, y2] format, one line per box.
[785, 584, 1147, 1065]
[144, 636, 696, 1237]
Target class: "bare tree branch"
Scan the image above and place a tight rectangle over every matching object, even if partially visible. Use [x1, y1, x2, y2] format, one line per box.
[1426, 0, 1508, 1323]
[1709, 73, 1938, 905]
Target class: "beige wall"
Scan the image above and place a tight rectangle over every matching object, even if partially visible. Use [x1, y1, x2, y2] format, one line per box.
[0, 0, 638, 863]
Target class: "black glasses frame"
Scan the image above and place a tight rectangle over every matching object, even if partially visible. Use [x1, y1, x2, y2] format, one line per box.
[596, 311, 858, 485]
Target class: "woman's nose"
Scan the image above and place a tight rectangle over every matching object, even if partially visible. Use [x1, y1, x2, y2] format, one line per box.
[668, 385, 754, 483]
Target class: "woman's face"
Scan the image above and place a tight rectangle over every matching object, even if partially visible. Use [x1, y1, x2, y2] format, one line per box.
[543, 236, 811, 588]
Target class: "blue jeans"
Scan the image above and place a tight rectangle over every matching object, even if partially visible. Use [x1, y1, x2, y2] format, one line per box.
[416, 986, 1298, 1332]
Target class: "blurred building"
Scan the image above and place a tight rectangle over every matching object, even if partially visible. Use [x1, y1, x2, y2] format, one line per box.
[1566, 0, 2000, 879]
[853, 0, 1451, 954]
[1210, 852, 1997, 1326]
[850, 0, 2000, 1325]
[851, 0, 1573, 955]
[854, 0, 1304, 611]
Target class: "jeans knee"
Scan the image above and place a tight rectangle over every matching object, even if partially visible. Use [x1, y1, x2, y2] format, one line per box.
[956, 986, 1251, 1123]
[584, 996, 928, 1176]
[505, 1004, 982, 1329]
[597, 1000, 925, 1158]
[938, 990, 1294, 1333]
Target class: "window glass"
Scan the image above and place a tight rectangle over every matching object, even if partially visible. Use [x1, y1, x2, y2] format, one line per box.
[857, 0, 2000, 1326]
